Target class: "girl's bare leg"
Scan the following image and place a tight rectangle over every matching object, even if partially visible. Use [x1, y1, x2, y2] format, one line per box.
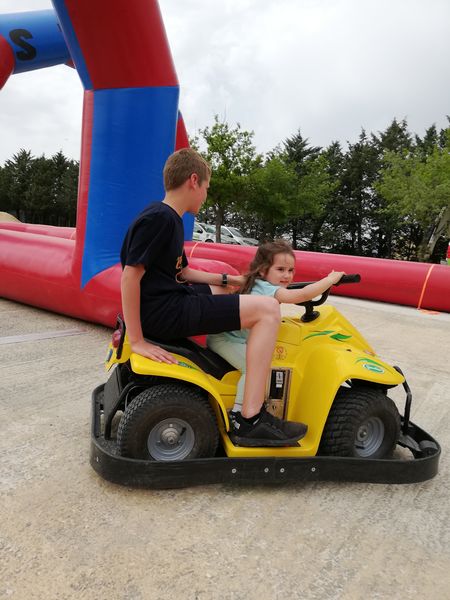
[238, 295, 281, 418]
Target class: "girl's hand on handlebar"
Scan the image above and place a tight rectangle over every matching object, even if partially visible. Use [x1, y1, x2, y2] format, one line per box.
[131, 339, 178, 364]
[327, 271, 346, 285]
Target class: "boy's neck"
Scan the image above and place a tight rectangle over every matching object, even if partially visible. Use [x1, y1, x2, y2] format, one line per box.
[162, 190, 187, 217]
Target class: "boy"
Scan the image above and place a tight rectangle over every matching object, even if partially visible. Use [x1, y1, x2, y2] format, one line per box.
[120, 148, 306, 446]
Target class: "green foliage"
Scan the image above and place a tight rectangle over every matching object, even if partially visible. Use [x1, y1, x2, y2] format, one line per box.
[193, 115, 449, 261]
[283, 129, 321, 176]
[377, 128, 450, 260]
[278, 131, 328, 249]
[243, 156, 295, 240]
[195, 115, 261, 240]
[0, 149, 79, 225]
[2, 115, 448, 263]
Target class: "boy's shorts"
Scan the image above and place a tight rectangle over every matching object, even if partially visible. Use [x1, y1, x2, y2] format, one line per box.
[141, 284, 241, 341]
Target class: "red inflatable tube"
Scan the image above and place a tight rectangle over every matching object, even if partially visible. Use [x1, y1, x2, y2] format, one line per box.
[1, 224, 448, 317]
[0, 228, 239, 327]
[185, 242, 450, 313]
[0, 222, 76, 239]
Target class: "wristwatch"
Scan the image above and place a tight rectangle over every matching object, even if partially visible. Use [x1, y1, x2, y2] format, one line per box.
[221, 273, 228, 286]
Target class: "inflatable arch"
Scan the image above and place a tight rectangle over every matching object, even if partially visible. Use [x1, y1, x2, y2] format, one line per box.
[0, 1, 449, 324]
[0, 2, 236, 327]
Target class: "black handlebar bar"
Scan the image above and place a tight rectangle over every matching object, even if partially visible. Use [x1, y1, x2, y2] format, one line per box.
[335, 273, 361, 286]
[287, 273, 361, 290]
[287, 274, 361, 322]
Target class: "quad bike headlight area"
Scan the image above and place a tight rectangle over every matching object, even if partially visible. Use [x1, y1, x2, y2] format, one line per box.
[90, 287, 441, 489]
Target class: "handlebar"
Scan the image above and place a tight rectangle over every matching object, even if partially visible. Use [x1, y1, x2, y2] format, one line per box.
[335, 274, 361, 286]
[287, 274, 361, 322]
[287, 273, 361, 290]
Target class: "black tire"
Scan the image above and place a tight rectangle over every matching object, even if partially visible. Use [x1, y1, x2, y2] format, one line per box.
[117, 383, 219, 461]
[319, 386, 401, 459]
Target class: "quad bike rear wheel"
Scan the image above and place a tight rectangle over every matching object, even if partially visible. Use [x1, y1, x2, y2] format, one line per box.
[319, 386, 401, 459]
[117, 383, 219, 461]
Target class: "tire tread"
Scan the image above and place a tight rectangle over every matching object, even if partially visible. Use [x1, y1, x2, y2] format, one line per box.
[117, 383, 219, 460]
[319, 386, 400, 458]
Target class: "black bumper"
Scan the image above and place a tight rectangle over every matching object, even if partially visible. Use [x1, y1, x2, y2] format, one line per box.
[90, 384, 441, 489]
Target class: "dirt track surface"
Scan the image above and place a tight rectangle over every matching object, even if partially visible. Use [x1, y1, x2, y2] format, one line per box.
[1, 296, 449, 600]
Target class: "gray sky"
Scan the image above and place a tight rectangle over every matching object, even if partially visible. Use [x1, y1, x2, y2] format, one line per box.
[0, 0, 449, 164]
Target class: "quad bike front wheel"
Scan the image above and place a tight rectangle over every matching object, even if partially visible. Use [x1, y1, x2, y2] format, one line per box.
[319, 386, 401, 459]
[117, 383, 219, 461]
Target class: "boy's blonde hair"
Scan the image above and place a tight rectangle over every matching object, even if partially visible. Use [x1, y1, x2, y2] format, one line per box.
[163, 148, 211, 191]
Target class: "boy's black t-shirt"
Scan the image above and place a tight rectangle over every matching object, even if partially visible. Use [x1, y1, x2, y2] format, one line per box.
[121, 202, 189, 296]
[120, 201, 240, 340]
[120, 203, 198, 335]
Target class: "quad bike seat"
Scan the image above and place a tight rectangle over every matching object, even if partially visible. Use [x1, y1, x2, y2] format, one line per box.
[145, 337, 236, 380]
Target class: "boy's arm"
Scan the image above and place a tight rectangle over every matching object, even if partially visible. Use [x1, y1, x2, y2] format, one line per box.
[274, 271, 345, 304]
[181, 265, 244, 288]
[121, 265, 178, 363]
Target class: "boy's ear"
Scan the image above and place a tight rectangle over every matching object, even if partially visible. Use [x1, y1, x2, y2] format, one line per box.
[189, 172, 199, 187]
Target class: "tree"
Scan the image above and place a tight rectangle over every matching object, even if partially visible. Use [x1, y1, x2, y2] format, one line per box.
[243, 156, 296, 240]
[2, 149, 35, 220]
[370, 119, 414, 258]
[304, 142, 343, 251]
[50, 151, 79, 225]
[0, 164, 9, 213]
[415, 124, 440, 158]
[283, 129, 321, 176]
[328, 130, 379, 255]
[377, 129, 450, 261]
[195, 116, 261, 241]
[286, 152, 337, 249]
[0, 149, 79, 225]
[24, 155, 56, 221]
[281, 130, 323, 248]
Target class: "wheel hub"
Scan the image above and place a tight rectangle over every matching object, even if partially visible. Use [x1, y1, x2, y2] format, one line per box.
[147, 417, 195, 461]
[160, 424, 181, 446]
[354, 416, 385, 457]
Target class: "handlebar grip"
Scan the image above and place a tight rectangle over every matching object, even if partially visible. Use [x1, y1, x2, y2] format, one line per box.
[336, 274, 361, 286]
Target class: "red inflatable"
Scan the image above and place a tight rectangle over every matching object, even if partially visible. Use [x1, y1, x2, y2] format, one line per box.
[1, 221, 448, 327]
[0, 225, 238, 327]
[0, 2, 449, 324]
[186, 243, 450, 313]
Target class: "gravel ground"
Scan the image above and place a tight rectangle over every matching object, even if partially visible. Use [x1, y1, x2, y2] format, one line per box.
[1, 296, 449, 600]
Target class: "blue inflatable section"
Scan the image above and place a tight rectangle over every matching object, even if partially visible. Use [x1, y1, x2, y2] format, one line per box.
[0, 10, 69, 74]
[82, 85, 180, 287]
[50, 0, 92, 89]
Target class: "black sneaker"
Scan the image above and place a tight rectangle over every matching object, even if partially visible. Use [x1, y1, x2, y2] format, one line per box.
[229, 407, 308, 447]
[228, 410, 240, 424]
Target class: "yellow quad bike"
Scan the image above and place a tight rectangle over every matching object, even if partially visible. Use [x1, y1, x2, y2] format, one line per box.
[90, 275, 440, 488]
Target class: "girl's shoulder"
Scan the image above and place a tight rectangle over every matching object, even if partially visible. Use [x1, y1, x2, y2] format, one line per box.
[251, 278, 279, 297]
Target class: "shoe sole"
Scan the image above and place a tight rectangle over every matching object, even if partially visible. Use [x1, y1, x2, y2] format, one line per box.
[229, 433, 303, 448]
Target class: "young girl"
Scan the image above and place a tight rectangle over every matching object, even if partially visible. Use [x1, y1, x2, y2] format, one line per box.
[207, 240, 345, 423]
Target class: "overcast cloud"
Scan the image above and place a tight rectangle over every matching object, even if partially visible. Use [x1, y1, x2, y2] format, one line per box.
[0, 0, 449, 164]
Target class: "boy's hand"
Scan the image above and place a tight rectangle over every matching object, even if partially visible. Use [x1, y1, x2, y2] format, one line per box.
[327, 271, 346, 285]
[229, 274, 245, 288]
[131, 339, 178, 364]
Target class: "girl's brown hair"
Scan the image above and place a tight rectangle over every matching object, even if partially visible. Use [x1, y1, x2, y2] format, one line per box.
[163, 148, 211, 191]
[240, 239, 295, 294]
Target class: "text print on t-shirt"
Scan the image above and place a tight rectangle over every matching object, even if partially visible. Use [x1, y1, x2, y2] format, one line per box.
[175, 255, 185, 283]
